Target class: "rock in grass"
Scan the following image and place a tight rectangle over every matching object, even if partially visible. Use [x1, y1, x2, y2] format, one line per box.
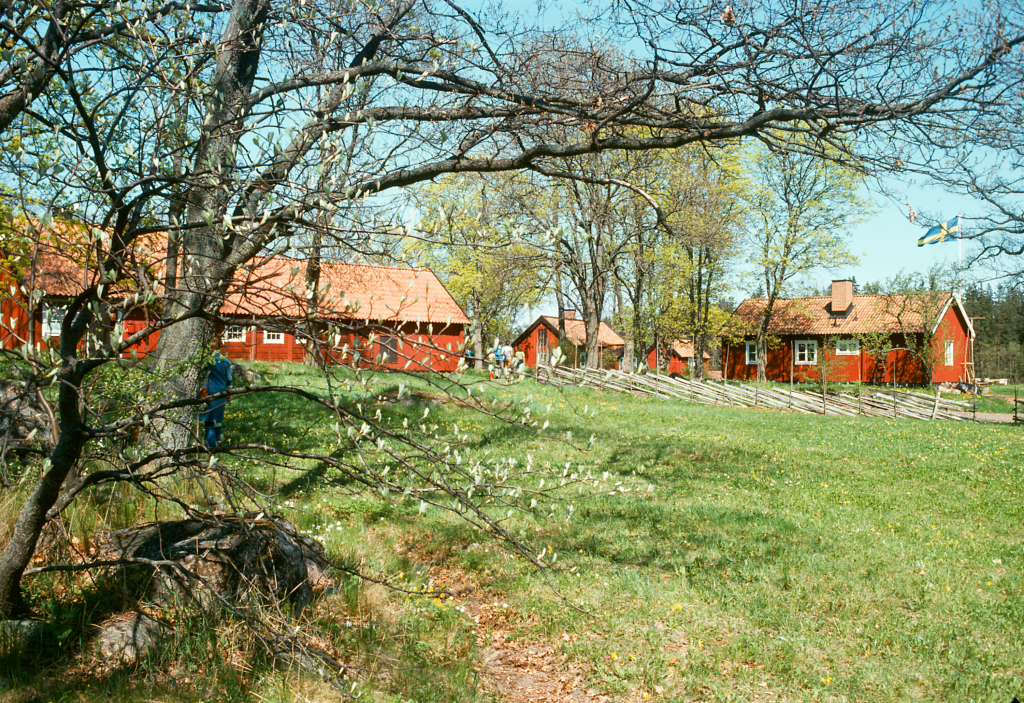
[106, 516, 330, 615]
[96, 611, 172, 662]
[228, 360, 261, 385]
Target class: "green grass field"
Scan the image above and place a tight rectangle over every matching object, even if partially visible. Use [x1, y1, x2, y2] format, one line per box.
[6, 362, 1024, 702]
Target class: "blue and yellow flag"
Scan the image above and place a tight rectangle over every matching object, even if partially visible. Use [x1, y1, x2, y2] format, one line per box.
[917, 215, 960, 246]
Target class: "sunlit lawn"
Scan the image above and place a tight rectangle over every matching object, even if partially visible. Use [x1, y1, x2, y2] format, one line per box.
[217, 363, 1024, 702]
[11, 362, 1023, 702]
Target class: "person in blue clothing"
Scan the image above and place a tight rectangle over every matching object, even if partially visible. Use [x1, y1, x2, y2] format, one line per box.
[199, 351, 232, 449]
[492, 341, 506, 379]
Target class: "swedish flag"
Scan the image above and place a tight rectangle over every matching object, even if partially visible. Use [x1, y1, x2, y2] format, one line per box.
[917, 215, 960, 246]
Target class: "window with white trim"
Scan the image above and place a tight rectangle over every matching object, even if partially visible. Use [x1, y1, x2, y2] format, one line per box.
[264, 331, 284, 344]
[836, 339, 860, 356]
[223, 325, 246, 343]
[944, 340, 954, 366]
[42, 303, 66, 338]
[537, 329, 548, 359]
[795, 340, 817, 365]
[745, 341, 757, 365]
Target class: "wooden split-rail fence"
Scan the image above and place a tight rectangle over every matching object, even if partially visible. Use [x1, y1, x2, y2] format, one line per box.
[536, 366, 973, 421]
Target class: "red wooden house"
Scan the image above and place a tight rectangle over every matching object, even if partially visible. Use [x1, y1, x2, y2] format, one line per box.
[217, 258, 469, 372]
[0, 229, 164, 356]
[512, 310, 625, 369]
[646, 339, 711, 375]
[2, 235, 469, 372]
[721, 280, 975, 385]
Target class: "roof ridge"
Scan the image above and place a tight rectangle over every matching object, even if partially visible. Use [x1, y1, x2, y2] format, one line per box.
[260, 255, 430, 274]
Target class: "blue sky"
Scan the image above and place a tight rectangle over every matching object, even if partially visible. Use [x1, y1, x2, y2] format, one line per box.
[809, 179, 983, 293]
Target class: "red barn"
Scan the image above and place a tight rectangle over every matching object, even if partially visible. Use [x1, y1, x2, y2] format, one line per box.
[512, 309, 625, 369]
[218, 257, 469, 371]
[645, 339, 711, 375]
[721, 280, 975, 386]
[2, 235, 468, 372]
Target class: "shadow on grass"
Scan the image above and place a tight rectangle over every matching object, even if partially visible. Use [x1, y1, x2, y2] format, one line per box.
[8, 648, 255, 703]
[5, 569, 260, 703]
[6, 573, 268, 703]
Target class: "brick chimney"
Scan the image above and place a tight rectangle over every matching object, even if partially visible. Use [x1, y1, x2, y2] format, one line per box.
[831, 280, 853, 315]
[563, 309, 576, 320]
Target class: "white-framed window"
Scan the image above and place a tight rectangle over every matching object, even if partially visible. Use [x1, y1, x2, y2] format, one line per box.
[944, 340, 954, 366]
[836, 339, 860, 356]
[537, 328, 548, 359]
[264, 331, 284, 344]
[795, 340, 818, 365]
[42, 303, 66, 338]
[745, 341, 757, 365]
[223, 325, 246, 343]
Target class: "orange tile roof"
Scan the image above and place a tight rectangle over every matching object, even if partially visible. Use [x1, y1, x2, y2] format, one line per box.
[537, 316, 625, 348]
[221, 257, 470, 325]
[7, 228, 167, 298]
[5, 237, 468, 326]
[648, 339, 710, 360]
[723, 293, 959, 337]
[0, 220, 166, 296]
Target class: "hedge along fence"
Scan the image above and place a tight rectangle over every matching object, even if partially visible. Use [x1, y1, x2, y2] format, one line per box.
[536, 365, 973, 421]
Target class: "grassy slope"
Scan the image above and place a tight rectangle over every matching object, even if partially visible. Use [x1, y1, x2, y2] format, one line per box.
[484, 382, 1024, 702]
[7, 363, 1024, 702]
[368, 373, 1024, 702]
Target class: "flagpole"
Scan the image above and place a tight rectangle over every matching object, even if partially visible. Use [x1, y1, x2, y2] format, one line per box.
[957, 212, 962, 297]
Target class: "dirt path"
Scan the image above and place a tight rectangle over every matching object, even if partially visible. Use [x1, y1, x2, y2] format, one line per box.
[473, 601, 609, 703]
[430, 564, 610, 703]
[952, 411, 1018, 423]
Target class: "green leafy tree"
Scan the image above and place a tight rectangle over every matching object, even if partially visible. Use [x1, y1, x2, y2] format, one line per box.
[645, 145, 744, 381]
[743, 140, 870, 381]
[409, 175, 546, 367]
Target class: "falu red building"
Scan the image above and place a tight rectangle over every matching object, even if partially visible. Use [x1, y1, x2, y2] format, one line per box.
[217, 257, 469, 371]
[512, 310, 625, 369]
[722, 280, 975, 386]
[645, 339, 711, 375]
[1, 232, 468, 372]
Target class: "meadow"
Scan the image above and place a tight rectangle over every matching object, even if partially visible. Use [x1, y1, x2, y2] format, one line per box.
[4, 362, 1023, 703]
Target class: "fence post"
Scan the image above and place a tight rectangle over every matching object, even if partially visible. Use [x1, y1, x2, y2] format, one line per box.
[789, 339, 794, 410]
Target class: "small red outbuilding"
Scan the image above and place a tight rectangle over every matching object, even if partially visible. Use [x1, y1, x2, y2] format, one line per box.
[645, 339, 711, 375]
[512, 310, 625, 369]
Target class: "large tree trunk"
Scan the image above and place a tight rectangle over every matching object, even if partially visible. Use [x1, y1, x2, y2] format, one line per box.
[147, 0, 271, 451]
[583, 303, 602, 369]
[0, 302, 94, 616]
[554, 262, 566, 343]
[692, 337, 706, 382]
[0, 427, 86, 616]
[582, 228, 606, 369]
[615, 272, 633, 372]
[471, 288, 484, 370]
[755, 291, 781, 383]
[756, 334, 768, 382]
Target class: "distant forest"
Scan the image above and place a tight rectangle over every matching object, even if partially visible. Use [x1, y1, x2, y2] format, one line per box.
[963, 284, 1024, 383]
